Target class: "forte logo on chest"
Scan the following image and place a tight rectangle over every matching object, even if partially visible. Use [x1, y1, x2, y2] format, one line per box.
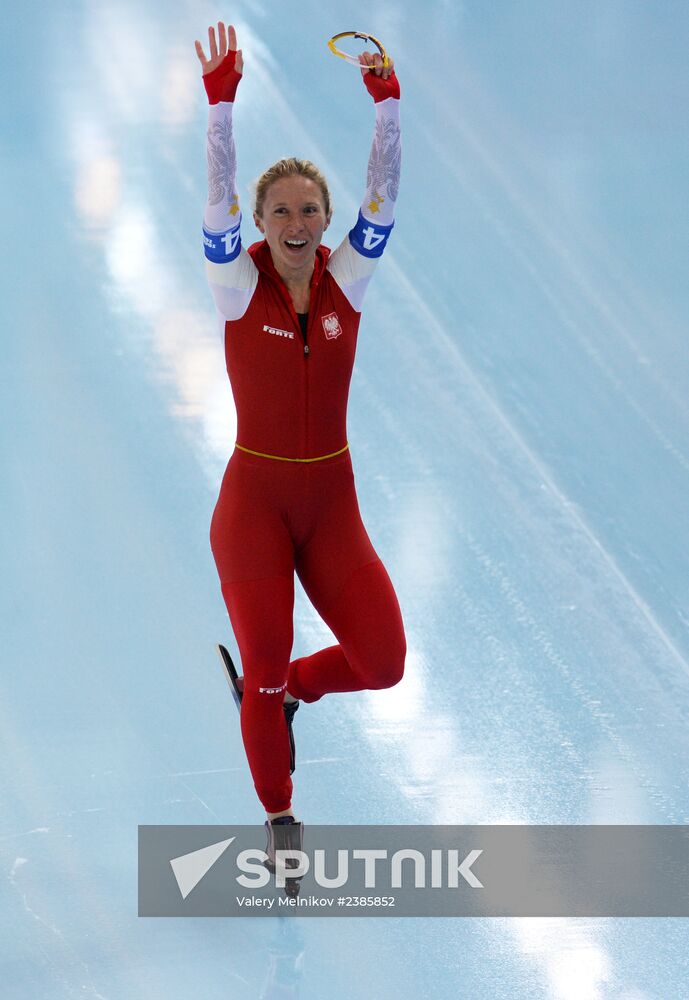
[262, 324, 294, 340]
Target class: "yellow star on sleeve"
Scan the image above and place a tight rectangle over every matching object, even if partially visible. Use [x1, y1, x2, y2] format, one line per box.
[228, 197, 240, 217]
[367, 193, 385, 214]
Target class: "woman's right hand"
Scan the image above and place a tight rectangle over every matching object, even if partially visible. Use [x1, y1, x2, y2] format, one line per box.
[195, 21, 243, 104]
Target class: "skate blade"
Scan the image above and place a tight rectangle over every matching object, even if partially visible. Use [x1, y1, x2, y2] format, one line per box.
[216, 643, 242, 712]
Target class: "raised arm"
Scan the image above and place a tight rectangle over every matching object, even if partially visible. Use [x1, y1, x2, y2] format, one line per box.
[195, 22, 258, 321]
[328, 53, 401, 311]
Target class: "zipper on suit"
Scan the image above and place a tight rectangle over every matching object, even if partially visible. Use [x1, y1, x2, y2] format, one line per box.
[273, 271, 317, 456]
[302, 320, 309, 455]
[287, 309, 310, 454]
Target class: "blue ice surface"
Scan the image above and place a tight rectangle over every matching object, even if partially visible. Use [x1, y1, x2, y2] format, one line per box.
[1, 0, 688, 997]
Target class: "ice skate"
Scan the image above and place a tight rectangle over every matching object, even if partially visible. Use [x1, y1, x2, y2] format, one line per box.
[264, 816, 304, 898]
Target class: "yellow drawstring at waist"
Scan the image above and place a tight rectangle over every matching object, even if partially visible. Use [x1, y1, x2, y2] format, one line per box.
[235, 442, 350, 463]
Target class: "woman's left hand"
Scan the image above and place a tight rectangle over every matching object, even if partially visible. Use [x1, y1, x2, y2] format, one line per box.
[359, 50, 400, 101]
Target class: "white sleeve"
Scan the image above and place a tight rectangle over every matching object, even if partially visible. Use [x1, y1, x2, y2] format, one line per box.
[203, 101, 258, 322]
[327, 97, 401, 312]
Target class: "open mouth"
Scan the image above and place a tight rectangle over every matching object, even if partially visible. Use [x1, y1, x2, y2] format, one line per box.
[284, 239, 308, 252]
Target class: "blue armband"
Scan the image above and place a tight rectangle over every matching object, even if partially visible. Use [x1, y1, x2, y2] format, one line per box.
[348, 210, 394, 259]
[203, 222, 242, 263]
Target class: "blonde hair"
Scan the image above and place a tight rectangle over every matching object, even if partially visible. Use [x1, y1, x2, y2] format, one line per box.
[253, 158, 332, 220]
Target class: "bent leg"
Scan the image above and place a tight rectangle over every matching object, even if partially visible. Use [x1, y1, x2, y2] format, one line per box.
[289, 558, 407, 702]
[288, 476, 407, 702]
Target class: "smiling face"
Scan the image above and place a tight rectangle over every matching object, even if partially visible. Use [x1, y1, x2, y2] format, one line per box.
[253, 175, 331, 282]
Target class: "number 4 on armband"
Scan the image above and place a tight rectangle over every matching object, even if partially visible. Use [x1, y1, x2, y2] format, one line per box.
[222, 229, 241, 257]
[362, 225, 386, 253]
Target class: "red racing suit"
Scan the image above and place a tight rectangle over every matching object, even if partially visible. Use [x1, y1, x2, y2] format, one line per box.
[203, 73, 405, 813]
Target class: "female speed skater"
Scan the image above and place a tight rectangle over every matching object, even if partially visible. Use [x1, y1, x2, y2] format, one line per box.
[195, 21, 406, 864]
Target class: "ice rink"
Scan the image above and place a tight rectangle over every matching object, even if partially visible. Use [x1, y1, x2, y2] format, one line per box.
[2, 0, 688, 996]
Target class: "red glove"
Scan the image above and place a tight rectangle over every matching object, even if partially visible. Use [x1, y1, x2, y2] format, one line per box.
[203, 48, 242, 104]
[362, 67, 400, 103]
